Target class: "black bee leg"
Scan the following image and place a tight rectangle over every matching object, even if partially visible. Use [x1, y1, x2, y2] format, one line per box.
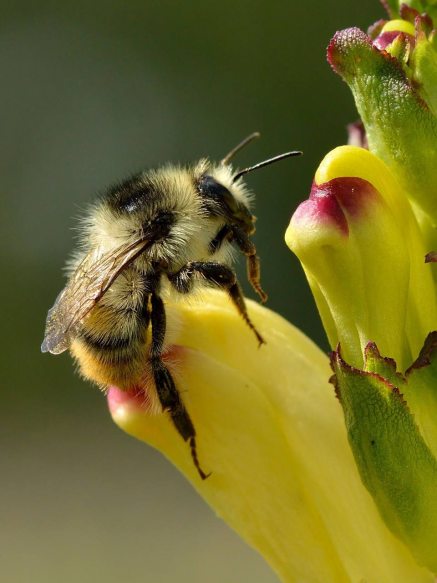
[208, 224, 233, 254]
[169, 262, 265, 346]
[150, 292, 210, 480]
[231, 226, 268, 303]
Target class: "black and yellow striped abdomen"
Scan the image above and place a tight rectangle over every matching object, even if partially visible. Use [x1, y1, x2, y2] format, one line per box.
[70, 267, 152, 389]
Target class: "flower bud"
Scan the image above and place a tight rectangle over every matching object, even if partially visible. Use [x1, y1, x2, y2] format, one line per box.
[373, 19, 415, 53]
[286, 145, 437, 369]
[383, 1, 437, 25]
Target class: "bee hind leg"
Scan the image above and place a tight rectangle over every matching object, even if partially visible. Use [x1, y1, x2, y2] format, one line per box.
[150, 292, 210, 480]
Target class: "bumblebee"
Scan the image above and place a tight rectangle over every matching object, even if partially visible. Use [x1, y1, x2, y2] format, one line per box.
[42, 133, 300, 479]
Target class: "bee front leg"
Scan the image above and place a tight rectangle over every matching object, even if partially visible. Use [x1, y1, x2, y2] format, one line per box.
[230, 226, 268, 304]
[150, 292, 210, 480]
[169, 262, 265, 346]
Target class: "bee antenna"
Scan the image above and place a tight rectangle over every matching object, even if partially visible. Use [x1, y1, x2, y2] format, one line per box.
[232, 150, 302, 183]
[221, 132, 261, 165]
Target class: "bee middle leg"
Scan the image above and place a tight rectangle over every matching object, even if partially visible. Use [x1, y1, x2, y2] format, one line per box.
[168, 262, 265, 346]
[150, 292, 209, 480]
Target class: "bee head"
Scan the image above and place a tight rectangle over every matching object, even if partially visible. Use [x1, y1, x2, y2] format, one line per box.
[197, 134, 301, 235]
[197, 172, 255, 235]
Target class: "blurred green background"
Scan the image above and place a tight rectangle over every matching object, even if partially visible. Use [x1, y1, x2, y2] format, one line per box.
[1, 2, 382, 582]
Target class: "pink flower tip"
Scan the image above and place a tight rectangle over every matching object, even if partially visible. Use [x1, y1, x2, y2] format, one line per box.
[292, 177, 379, 237]
[107, 386, 147, 416]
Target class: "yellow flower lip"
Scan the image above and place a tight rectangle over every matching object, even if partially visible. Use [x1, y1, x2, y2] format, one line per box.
[287, 147, 394, 258]
[314, 146, 413, 225]
[291, 176, 380, 238]
[315, 145, 388, 187]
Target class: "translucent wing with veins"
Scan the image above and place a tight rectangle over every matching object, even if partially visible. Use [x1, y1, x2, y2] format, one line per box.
[41, 237, 153, 355]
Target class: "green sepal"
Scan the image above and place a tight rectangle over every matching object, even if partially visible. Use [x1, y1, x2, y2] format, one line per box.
[383, 0, 437, 22]
[363, 342, 404, 385]
[381, 0, 400, 19]
[399, 1, 437, 23]
[327, 27, 437, 223]
[388, 32, 413, 66]
[405, 332, 437, 457]
[412, 25, 437, 116]
[331, 341, 437, 572]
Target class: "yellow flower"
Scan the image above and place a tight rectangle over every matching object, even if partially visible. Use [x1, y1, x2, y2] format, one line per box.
[108, 288, 432, 581]
[286, 146, 436, 370]
[286, 146, 437, 575]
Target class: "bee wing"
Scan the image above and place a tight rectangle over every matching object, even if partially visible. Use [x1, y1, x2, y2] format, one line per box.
[41, 237, 152, 355]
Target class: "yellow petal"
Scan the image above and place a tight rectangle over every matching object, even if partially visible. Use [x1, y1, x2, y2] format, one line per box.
[108, 290, 432, 582]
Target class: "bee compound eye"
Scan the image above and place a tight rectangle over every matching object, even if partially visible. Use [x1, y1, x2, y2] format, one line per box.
[198, 175, 239, 216]
[199, 175, 230, 198]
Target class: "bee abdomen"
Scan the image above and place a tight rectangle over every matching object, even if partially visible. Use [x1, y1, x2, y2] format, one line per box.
[72, 280, 151, 389]
[79, 323, 147, 352]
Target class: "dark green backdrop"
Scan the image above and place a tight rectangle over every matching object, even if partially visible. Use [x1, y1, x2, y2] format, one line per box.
[1, 2, 382, 582]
